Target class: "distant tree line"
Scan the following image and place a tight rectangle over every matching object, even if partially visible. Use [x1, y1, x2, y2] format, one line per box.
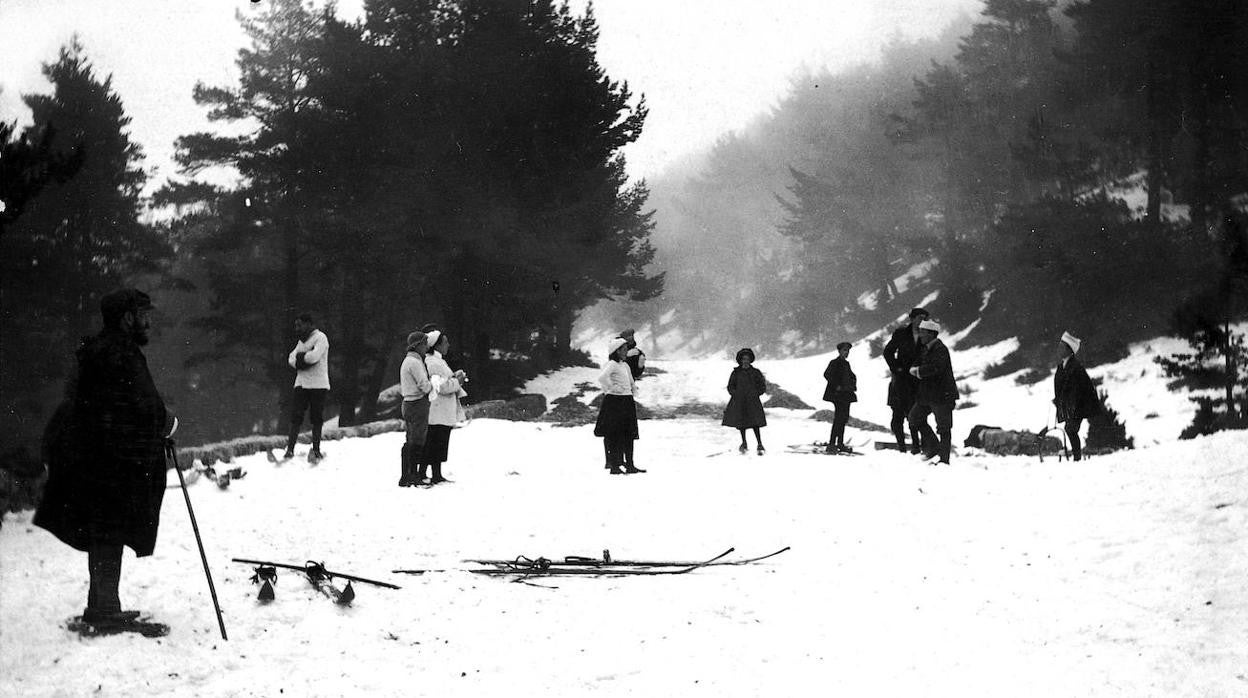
[0, 0, 660, 464]
[631, 0, 1248, 379]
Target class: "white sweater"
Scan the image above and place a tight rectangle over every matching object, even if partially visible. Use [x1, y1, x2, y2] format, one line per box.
[399, 352, 432, 401]
[288, 329, 330, 389]
[598, 361, 636, 396]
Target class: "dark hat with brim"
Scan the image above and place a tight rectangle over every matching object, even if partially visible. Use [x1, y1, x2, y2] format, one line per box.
[909, 307, 929, 319]
[406, 331, 427, 351]
[735, 347, 755, 364]
[100, 288, 153, 327]
[836, 341, 852, 351]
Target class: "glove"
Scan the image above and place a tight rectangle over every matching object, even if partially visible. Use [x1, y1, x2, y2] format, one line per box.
[295, 352, 310, 370]
[908, 367, 920, 379]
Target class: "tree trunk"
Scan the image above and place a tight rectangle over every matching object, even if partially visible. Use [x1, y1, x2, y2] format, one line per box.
[335, 269, 362, 427]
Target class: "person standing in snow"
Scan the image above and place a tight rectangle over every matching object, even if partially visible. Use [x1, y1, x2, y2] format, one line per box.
[421, 330, 468, 485]
[617, 328, 647, 380]
[822, 342, 857, 453]
[35, 288, 178, 633]
[908, 319, 958, 464]
[398, 331, 433, 487]
[283, 313, 330, 463]
[595, 337, 644, 474]
[722, 347, 768, 455]
[1053, 331, 1100, 461]
[883, 307, 928, 454]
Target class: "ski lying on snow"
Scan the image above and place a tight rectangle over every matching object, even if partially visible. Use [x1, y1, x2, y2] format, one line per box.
[785, 443, 865, 456]
[463, 545, 790, 570]
[232, 558, 400, 588]
[466, 547, 736, 576]
[233, 559, 398, 604]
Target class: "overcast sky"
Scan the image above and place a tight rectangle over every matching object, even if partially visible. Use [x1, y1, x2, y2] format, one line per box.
[0, 0, 980, 193]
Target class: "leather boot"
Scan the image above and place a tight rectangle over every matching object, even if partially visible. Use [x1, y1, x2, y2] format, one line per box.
[412, 446, 429, 485]
[622, 440, 645, 473]
[86, 545, 125, 619]
[430, 461, 447, 484]
[399, 444, 412, 487]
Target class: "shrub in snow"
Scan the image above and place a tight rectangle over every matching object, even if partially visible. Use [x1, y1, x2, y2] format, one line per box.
[1086, 390, 1135, 452]
[762, 382, 813, 410]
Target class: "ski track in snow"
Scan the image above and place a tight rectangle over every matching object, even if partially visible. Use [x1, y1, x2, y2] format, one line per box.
[3, 347, 1248, 697]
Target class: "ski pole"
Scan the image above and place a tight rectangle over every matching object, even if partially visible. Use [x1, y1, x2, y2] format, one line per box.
[167, 440, 228, 641]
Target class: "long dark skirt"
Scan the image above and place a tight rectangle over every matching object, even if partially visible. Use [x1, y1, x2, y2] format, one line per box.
[594, 394, 639, 440]
[425, 424, 453, 463]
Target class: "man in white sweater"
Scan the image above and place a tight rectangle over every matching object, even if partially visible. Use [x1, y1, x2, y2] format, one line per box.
[283, 313, 330, 463]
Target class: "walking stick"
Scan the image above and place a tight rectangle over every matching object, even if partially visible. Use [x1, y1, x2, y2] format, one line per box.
[167, 440, 228, 641]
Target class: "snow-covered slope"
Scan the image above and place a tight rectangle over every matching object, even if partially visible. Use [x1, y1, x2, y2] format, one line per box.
[3, 338, 1247, 697]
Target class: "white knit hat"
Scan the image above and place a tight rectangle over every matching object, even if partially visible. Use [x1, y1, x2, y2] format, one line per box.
[1061, 331, 1081, 353]
[425, 330, 442, 348]
[608, 337, 627, 354]
[918, 319, 941, 333]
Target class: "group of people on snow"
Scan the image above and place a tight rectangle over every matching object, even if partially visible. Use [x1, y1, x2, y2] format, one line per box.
[33, 286, 1103, 635]
[700, 306, 1098, 467]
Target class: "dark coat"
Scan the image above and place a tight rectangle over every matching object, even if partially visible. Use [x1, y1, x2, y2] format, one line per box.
[1054, 355, 1100, 423]
[722, 366, 767, 428]
[624, 344, 646, 380]
[883, 325, 921, 409]
[914, 339, 959, 406]
[822, 357, 857, 403]
[35, 329, 170, 556]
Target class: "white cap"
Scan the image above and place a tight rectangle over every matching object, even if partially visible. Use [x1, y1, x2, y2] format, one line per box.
[918, 319, 941, 333]
[426, 330, 442, 349]
[608, 337, 627, 354]
[1061, 331, 1081, 353]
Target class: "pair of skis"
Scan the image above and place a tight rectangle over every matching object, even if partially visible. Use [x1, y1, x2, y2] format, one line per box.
[233, 558, 400, 605]
[786, 440, 867, 456]
[392, 546, 789, 577]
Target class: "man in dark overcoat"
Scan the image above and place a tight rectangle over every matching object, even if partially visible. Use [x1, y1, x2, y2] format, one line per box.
[883, 307, 928, 453]
[35, 288, 177, 630]
[1053, 331, 1100, 461]
[822, 342, 857, 453]
[908, 319, 958, 464]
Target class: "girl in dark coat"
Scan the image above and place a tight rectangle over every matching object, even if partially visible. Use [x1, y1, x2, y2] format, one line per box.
[722, 348, 767, 454]
[1053, 332, 1100, 461]
[822, 342, 857, 452]
[595, 338, 644, 474]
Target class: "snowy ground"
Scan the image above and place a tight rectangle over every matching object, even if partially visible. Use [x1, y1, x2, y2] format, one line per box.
[4, 341, 1248, 697]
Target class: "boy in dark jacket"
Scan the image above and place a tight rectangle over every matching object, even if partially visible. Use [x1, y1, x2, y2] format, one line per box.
[1053, 331, 1100, 461]
[822, 342, 857, 452]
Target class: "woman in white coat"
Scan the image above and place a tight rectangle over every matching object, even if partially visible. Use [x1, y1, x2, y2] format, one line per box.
[419, 330, 468, 485]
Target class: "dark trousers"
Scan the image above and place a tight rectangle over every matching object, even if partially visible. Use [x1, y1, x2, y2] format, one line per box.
[287, 387, 328, 452]
[829, 399, 852, 447]
[1064, 417, 1084, 461]
[890, 405, 921, 452]
[909, 402, 954, 462]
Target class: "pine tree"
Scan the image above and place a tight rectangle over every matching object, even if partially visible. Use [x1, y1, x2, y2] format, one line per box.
[0, 40, 168, 456]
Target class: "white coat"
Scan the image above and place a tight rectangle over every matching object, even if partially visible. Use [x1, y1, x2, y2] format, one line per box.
[427, 351, 468, 426]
